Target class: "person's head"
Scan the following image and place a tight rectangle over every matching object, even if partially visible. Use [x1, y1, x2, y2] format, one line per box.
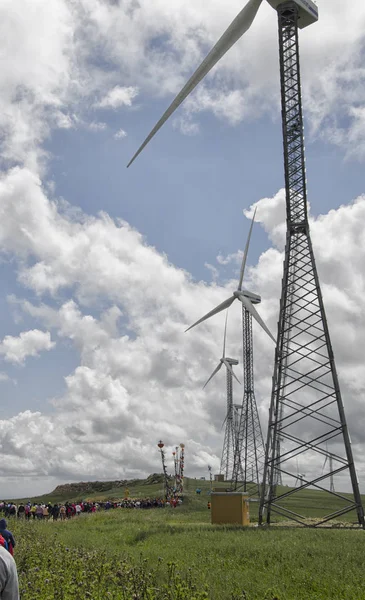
[0, 519, 7, 530]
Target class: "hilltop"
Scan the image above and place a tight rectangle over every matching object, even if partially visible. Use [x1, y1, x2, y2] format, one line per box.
[10, 475, 364, 526]
[10, 473, 223, 506]
[51, 473, 166, 497]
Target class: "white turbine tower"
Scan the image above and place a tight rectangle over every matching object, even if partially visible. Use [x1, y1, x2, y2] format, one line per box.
[204, 314, 240, 481]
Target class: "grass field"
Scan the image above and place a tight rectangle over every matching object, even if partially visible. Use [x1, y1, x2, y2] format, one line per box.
[9, 476, 365, 599]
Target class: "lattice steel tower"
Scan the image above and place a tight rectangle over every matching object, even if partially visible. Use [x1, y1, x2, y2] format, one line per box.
[233, 306, 265, 496]
[259, 2, 365, 527]
[201, 315, 241, 482]
[221, 357, 240, 480]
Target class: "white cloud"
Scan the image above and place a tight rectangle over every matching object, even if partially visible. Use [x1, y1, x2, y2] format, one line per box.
[70, 0, 365, 153]
[88, 121, 107, 132]
[95, 86, 139, 109]
[173, 116, 200, 136]
[114, 128, 127, 139]
[1, 0, 364, 172]
[0, 330, 55, 365]
[0, 0, 75, 169]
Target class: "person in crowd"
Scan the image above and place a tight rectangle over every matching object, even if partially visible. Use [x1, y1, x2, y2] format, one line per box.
[30, 504, 36, 519]
[0, 521, 15, 557]
[35, 505, 43, 520]
[59, 505, 66, 521]
[16, 505, 24, 520]
[0, 543, 19, 599]
[51, 504, 60, 521]
[24, 504, 31, 520]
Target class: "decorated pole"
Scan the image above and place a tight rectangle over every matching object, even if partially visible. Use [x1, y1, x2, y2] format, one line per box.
[157, 440, 171, 500]
[178, 443, 185, 496]
[208, 464, 213, 492]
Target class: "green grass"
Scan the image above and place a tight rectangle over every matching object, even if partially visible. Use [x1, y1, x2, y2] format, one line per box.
[9, 476, 365, 599]
[10, 509, 365, 599]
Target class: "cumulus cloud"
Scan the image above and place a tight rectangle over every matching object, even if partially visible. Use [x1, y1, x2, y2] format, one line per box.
[70, 0, 365, 153]
[88, 121, 107, 132]
[95, 86, 139, 109]
[0, 0, 75, 169]
[0, 330, 55, 365]
[114, 128, 127, 139]
[173, 116, 200, 136]
[1, 0, 364, 171]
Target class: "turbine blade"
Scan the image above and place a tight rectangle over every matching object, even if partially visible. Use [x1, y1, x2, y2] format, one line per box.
[232, 370, 241, 386]
[239, 294, 276, 343]
[238, 207, 257, 291]
[185, 296, 235, 332]
[222, 311, 229, 358]
[127, 0, 263, 167]
[221, 413, 228, 431]
[203, 362, 223, 389]
[223, 359, 241, 385]
[322, 455, 328, 473]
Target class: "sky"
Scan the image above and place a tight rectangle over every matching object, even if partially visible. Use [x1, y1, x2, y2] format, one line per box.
[0, 0, 364, 498]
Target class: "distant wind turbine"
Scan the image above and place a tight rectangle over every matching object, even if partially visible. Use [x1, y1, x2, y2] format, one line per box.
[204, 313, 240, 481]
[322, 444, 335, 493]
[203, 312, 241, 389]
[186, 209, 275, 343]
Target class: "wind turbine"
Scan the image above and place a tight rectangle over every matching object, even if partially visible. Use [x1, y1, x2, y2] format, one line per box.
[294, 458, 305, 487]
[204, 313, 240, 481]
[295, 473, 305, 487]
[203, 313, 240, 389]
[127, 0, 365, 528]
[322, 445, 335, 493]
[191, 214, 269, 493]
[186, 209, 275, 343]
[127, 0, 318, 168]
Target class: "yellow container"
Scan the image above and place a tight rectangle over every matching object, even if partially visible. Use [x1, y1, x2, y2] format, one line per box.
[211, 492, 250, 526]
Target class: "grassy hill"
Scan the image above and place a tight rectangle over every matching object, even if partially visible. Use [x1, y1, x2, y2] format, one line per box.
[9, 473, 365, 525]
[8, 474, 365, 599]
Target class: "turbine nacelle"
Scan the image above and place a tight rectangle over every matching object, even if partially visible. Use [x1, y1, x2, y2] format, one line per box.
[266, 0, 318, 28]
[222, 357, 239, 366]
[233, 290, 261, 305]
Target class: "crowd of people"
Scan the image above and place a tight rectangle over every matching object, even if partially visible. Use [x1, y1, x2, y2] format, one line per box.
[0, 497, 182, 521]
[0, 496, 184, 599]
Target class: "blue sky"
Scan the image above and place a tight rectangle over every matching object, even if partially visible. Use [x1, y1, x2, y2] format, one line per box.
[0, 0, 364, 498]
[47, 106, 365, 280]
